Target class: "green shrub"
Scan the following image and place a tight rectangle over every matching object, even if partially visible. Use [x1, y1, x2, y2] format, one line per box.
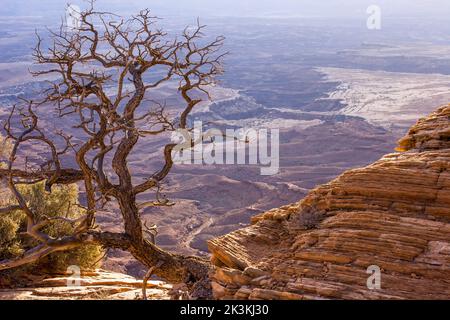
[0, 182, 104, 276]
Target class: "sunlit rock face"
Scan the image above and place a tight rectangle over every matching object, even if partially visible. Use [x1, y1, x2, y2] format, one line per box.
[0, 270, 172, 300]
[208, 105, 450, 300]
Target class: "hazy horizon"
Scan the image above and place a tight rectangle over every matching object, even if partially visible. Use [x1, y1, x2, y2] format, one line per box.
[1, 0, 450, 20]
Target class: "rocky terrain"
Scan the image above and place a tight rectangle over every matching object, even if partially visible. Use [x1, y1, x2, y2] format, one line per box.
[0, 270, 172, 300]
[319, 67, 450, 129]
[208, 105, 450, 300]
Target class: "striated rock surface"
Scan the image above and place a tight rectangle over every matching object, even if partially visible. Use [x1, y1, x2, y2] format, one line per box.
[0, 270, 172, 300]
[208, 105, 450, 300]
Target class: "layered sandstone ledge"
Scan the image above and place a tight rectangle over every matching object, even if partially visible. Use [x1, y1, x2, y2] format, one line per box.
[208, 105, 450, 300]
[0, 270, 172, 300]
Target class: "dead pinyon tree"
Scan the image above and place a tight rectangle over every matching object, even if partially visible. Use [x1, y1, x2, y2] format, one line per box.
[0, 3, 225, 299]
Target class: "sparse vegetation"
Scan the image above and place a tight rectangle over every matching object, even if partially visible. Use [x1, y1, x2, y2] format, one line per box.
[295, 210, 326, 230]
[0, 135, 103, 279]
[0, 181, 104, 277]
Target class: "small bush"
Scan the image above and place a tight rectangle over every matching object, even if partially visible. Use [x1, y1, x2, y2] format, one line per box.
[0, 182, 104, 277]
[294, 210, 326, 230]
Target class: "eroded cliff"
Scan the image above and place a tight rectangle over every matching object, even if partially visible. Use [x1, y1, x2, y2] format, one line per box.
[208, 105, 450, 300]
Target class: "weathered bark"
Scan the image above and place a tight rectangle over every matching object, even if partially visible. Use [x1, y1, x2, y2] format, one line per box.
[87, 231, 213, 299]
[112, 173, 213, 298]
[130, 242, 213, 299]
[0, 168, 84, 185]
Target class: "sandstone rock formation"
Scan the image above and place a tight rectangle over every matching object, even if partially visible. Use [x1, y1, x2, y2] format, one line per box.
[208, 105, 450, 300]
[0, 270, 172, 300]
